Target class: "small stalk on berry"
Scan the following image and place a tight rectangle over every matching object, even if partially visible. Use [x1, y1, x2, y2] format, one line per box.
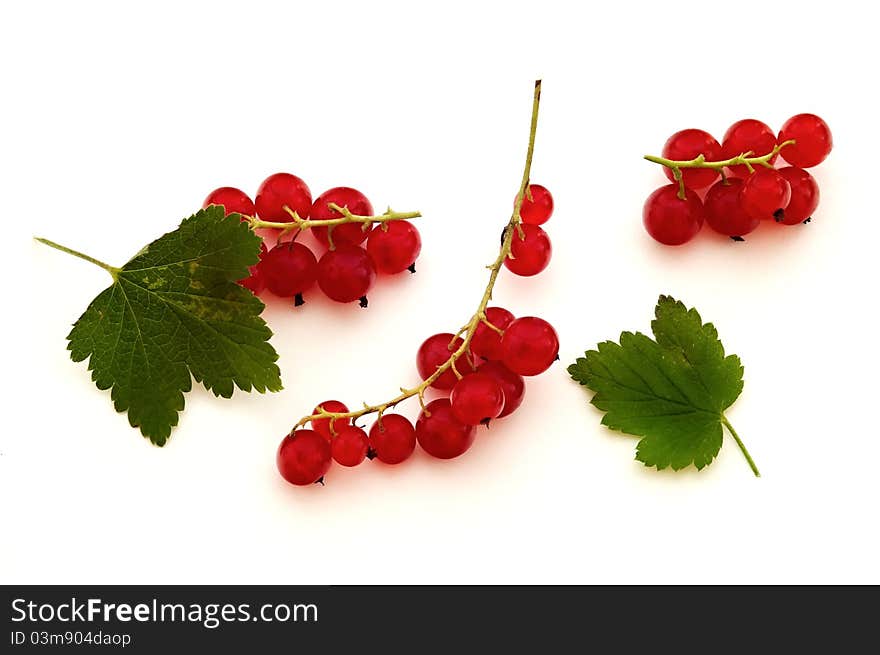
[644, 140, 795, 200]
[292, 80, 544, 432]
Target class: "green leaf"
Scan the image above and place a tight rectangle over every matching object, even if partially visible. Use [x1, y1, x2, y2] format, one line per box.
[568, 295, 758, 475]
[64, 206, 282, 445]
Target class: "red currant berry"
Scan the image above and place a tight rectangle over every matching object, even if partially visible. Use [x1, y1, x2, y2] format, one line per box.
[518, 184, 554, 225]
[277, 430, 332, 486]
[255, 173, 312, 222]
[501, 316, 559, 377]
[416, 334, 476, 390]
[778, 114, 832, 168]
[703, 178, 760, 238]
[642, 184, 704, 245]
[777, 167, 820, 225]
[260, 241, 318, 304]
[203, 186, 256, 218]
[311, 400, 350, 441]
[310, 187, 373, 248]
[503, 224, 552, 276]
[662, 129, 722, 189]
[721, 119, 778, 177]
[368, 414, 416, 464]
[450, 373, 505, 425]
[470, 307, 515, 361]
[477, 361, 525, 418]
[416, 399, 476, 460]
[331, 425, 369, 467]
[740, 168, 792, 222]
[366, 221, 422, 274]
[316, 245, 376, 305]
[238, 241, 268, 294]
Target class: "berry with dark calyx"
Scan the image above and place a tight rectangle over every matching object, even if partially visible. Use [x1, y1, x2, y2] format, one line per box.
[704, 178, 760, 238]
[477, 360, 525, 418]
[368, 414, 416, 464]
[471, 307, 515, 361]
[261, 241, 318, 302]
[238, 241, 268, 294]
[518, 184, 554, 225]
[203, 187, 256, 218]
[331, 426, 369, 467]
[416, 333, 476, 390]
[311, 187, 373, 248]
[255, 173, 312, 222]
[777, 167, 820, 225]
[450, 373, 505, 425]
[277, 430, 332, 486]
[642, 184, 704, 245]
[740, 168, 792, 222]
[367, 220, 422, 274]
[316, 245, 376, 304]
[779, 114, 833, 168]
[721, 119, 778, 177]
[311, 400, 350, 441]
[503, 224, 552, 276]
[662, 129, 722, 189]
[416, 399, 477, 459]
[501, 316, 559, 376]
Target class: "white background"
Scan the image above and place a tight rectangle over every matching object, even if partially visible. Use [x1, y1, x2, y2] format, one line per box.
[2, 1, 878, 584]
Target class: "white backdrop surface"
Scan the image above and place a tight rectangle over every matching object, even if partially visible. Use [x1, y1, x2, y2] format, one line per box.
[2, 0, 877, 584]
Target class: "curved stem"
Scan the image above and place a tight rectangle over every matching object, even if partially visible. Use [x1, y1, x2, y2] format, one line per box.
[722, 415, 760, 478]
[292, 80, 543, 433]
[645, 140, 795, 200]
[34, 237, 120, 279]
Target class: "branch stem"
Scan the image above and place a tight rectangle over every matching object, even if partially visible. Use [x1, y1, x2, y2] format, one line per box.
[645, 140, 795, 200]
[722, 415, 760, 477]
[247, 206, 421, 240]
[34, 237, 119, 278]
[292, 80, 543, 433]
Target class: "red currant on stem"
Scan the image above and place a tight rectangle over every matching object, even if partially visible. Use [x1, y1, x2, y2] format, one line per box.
[260, 241, 318, 305]
[331, 426, 369, 467]
[367, 221, 422, 274]
[316, 245, 376, 306]
[503, 223, 552, 276]
[642, 184, 705, 246]
[518, 184, 553, 225]
[416, 399, 477, 459]
[501, 317, 559, 377]
[368, 415, 416, 464]
[417, 334, 476, 390]
[470, 307, 515, 361]
[704, 178, 760, 238]
[721, 120, 778, 177]
[203, 187, 256, 218]
[255, 173, 312, 223]
[311, 400, 350, 441]
[277, 430, 332, 486]
[778, 114, 833, 168]
[662, 129, 722, 189]
[740, 168, 791, 222]
[450, 373, 505, 425]
[777, 167, 819, 225]
[311, 187, 374, 248]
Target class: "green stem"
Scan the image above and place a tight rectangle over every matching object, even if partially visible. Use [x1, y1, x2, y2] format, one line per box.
[722, 415, 760, 477]
[34, 237, 120, 278]
[645, 140, 795, 199]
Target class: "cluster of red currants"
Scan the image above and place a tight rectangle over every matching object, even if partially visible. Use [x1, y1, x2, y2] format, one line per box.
[276, 184, 559, 486]
[203, 173, 421, 306]
[643, 114, 833, 245]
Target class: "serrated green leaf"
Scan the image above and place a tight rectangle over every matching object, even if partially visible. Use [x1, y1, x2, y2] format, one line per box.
[568, 295, 756, 474]
[66, 206, 282, 445]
